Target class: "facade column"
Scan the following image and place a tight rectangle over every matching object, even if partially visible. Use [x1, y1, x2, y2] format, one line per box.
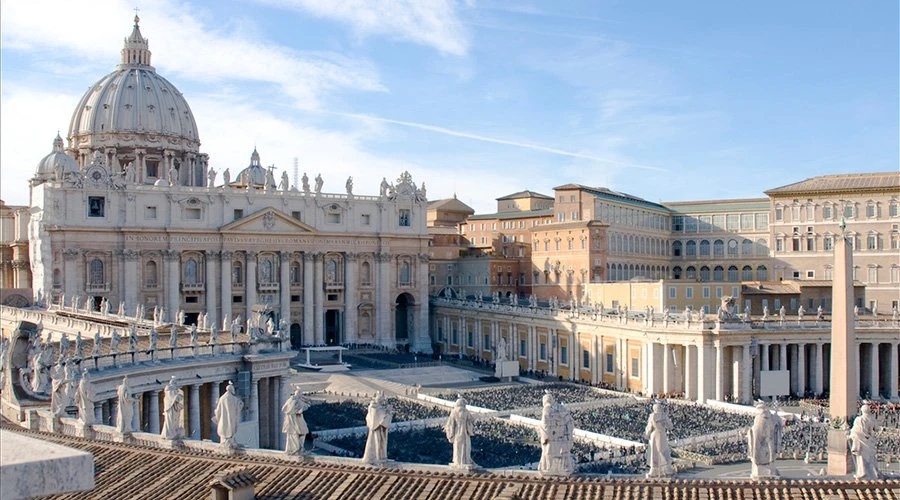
[760, 343, 769, 371]
[741, 344, 752, 404]
[279, 251, 291, 330]
[189, 384, 201, 440]
[697, 342, 710, 403]
[245, 251, 257, 310]
[209, 382, 219, 442]
[614, 338, 622, 389]
[715, 344, 725, 401]
[62, 248, 80, 301]
[416, 253, 430, 352]
[889, 343, 899, 401]
[205, 251, 218, 332]
[123, 250, 140, 316]
[528, 326, 536, 371]
[313, 253, 325, 345]
[869, 343, 880, 398]
[303, 253, 314, 345]
[164, 250, 180, 322]
[779, 343, 787, 372]
[814, 342, 824, 396]
[250, 379, 259, 422]
[220, 252, 232, 329]
[797, 343, 807, 397]
[148, 390, 160, 434]
[662, 343, 671, 395]
[132, 397, 141, 432]
[258, 378, 269, 448]
[279, 376, 289, 450]
[376, 252, 392, 346]
[344, 253, 358, 345]
[94, 402, 103, 425]
[271, 377, 281, 449]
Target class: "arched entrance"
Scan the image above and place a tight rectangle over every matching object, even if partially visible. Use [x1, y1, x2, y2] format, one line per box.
[290, 323, 301, 349]
[394, 293, 415, 343]
[325, 310, 342, 345]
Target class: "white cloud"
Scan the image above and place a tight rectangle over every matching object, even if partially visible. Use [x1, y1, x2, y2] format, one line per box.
[261, 0, 470, 56]
[0, 0, 385, 110]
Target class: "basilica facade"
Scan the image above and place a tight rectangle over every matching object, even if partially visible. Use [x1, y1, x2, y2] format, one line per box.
[26, 17, 432, 352]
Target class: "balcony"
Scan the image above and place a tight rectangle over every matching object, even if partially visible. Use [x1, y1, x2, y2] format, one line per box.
[182, 282, 205, 292]
[258, 282, 280, 292]
[85, 282, 110, 293]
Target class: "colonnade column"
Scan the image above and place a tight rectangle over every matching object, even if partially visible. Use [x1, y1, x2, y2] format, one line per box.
[164, 250, 180, 322]
[250, 379, 259, 423]
[416, 254, 430, 351]
[123, 250, 139, 315]
[209, 382, 219, 442]
[344, 253, 358, 345]
[715, 344, 725, 401]
[279, 251, 291, 330]
[662, 343, 671, 395]
[779, 344, 787, 372]
[189, 384, 201, 440]
[740, 345, 752, 403]
[271, 377, 281, 449]
[528, 326, 536, 371]
[614, 339, 622, 389]
[869, 343, 879, 398]
[148, 390, 160, 434]
[814, 343, 824, 396]
[696, 342, 709, 403]
[220, 252, 232, 329]
[246, 252, 258, 310]
[205, 251, 218, 332]
[314, 253, 325, 345]
[797, 343, 806, 397]
[94, 402, 103, 425]
[889, 342, 899, 401]
[760, 343, 769, 372]
[684, 345, 695, 401]
[303, 253, 314, 346]
[132, 398, 140, 432]
[279, 376, 289, 449]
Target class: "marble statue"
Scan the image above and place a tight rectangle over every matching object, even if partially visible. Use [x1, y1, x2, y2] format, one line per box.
[817, 305, 825, 321]
[30, 342, 48, 393]
[100, 298, 110, 316]
[149, 328, 159, 360]
[124, 161, 136, 184]
[281, 388, 309, 455]
[762, 305, 769, 321]
[266, 317, 275, 336]
[854, 304, 860, 320]
[797, 305, 806, 322]
[190, 324, 199, 355]
[161, 376, 185, 440]
[213, 381, 243, 449]
[222, 168, 231, 186]
[72, 295, 81, 312]
[75, 368, 95, 426]
[0, 337, 9, 390]
[849, 404, 880, 480]
[747, 402, 783, 479]
[231, 316, 241, 342]
[445, 396, 477, 469]
[644, 403, 674, 478]
[64, 361, 77, 405]
[128, 327, 138, 353]
[117, 301, 125, 317]
[91, 330, 101, 358]
[168, 327, 179, 353]
[58, 333, 70, 362]
[301, 172, 310, 194]
[209, 326, 219, 353]
[110, 329, 122, 354]
[495, 336, 508, 364]
[314, 173, 323, 194]
[279, 171, 289, 191]
[346, 176, 353, 195]
[115, 376, 135, 434]
[87, 296, 96, 312]
[778, 306, 786, 323]
[265, 167, 276, 190]
[537, 392, 575, 476]
[50, 360, 69, 417]
[177, 309, 185, 326]
[363, 392, 392, 464]
[167, 165, 178, 186]
[222, 314, 231, 334]
[207, 167, 217, 187]
[380, 177, 390, 197]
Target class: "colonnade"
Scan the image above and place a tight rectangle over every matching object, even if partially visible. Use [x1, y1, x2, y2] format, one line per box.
[92, 375, 291, 449]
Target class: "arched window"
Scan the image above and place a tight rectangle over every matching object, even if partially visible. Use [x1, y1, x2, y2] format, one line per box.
[90, 259, 104, 285]
[361, 261, 372, 285]
[144, 261, 158, 287]
[686, 266, 696, 280]
[699, 240, 710, 257]
[713, 240, 725, 257]
[672, 241, 683, 257]
[52, 268, 62, 287]
[756, 265, 768, 281]
[399, 261, 411, 285]
[260, 256, 274, 283]
[184, 258, 199, 284]
[672, 266, 682, 279]
[232, 261, 243, 285]
[290, 261, 301, 284]
[727, 239, 738, 257]
[742, 239, 753, 255]
[700, 266, 710, 281]
[742, 265, 753, 281]
[686, 240, 696, 256]
[713, 266, 724, 281]
[727, 266, 739, 282]
[756, 239, 768, 256]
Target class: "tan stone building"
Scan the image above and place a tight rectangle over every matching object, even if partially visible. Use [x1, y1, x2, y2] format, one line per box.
[0, 199, 32, 306]
[764, 172, 900, 313]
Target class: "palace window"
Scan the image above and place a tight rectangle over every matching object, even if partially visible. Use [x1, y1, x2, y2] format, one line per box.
[756, 266, 768, 281]
[290, 262, 301, 284]
[742, 265, 753, 281]
[520, 340, 527, 357]
[88, 196, 105, 218]
[866, 203, 876, 218]
[399, 260, 412, 286]
[53, 269, 62, 288]
[713, 266, 724, 281]
[260, 256, 275, 283]
[232, 261, 243, 285]
[700, 266, 710, 281]
[823, 204, 832, 220]
[184, 258, 200, 284]
[672, 241, 683, 257]
[605, 352, 614, 374]
[741, 239, 753, 255]
[361, 261, 372, 286]
[686, 240, 696, 257]
[699, 240, 710, 257]
[143, 261, 158, 288]
[775, 206, 783, 221]
[560, 346, 568, 366]
[89, 258, 104, 285]
[399, 209, 411, 227]
[728, 266, 739, 282]
[145, 206, 157, 219]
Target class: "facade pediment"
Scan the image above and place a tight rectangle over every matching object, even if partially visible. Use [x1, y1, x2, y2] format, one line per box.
[221, 208, 315, 233]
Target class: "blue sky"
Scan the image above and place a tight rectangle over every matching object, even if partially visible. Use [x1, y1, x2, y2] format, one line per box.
[2, 0, 897, 213]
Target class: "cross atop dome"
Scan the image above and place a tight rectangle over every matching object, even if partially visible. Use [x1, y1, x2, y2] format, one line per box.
[121, 13, 152, 67]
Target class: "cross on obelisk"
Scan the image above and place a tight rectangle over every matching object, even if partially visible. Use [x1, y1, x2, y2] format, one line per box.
[826, 224, 857, 476]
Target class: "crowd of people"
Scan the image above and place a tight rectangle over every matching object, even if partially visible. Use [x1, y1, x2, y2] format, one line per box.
[570, 402, 753, 442]
[304, 398, 448, 431]
[433, 383, 616, 411]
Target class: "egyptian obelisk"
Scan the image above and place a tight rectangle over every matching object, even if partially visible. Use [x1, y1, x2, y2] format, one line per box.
[826, 230, 856, 476]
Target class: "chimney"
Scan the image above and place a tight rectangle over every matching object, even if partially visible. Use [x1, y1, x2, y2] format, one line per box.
[209, 468, 259, 500]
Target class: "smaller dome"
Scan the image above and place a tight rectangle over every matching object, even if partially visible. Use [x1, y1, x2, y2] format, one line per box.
[234, 148, 275, 188]
[154, 178, 170, 187]
[34, 134, 79, 183]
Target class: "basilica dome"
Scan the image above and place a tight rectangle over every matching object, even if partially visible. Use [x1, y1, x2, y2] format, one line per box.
[33, 134, 79, 184]
[235, 148, 275, 189]
[67, 16, 200, 156]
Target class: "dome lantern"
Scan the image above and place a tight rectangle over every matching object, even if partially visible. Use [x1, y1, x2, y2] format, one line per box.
[121, 15, 152, 67]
